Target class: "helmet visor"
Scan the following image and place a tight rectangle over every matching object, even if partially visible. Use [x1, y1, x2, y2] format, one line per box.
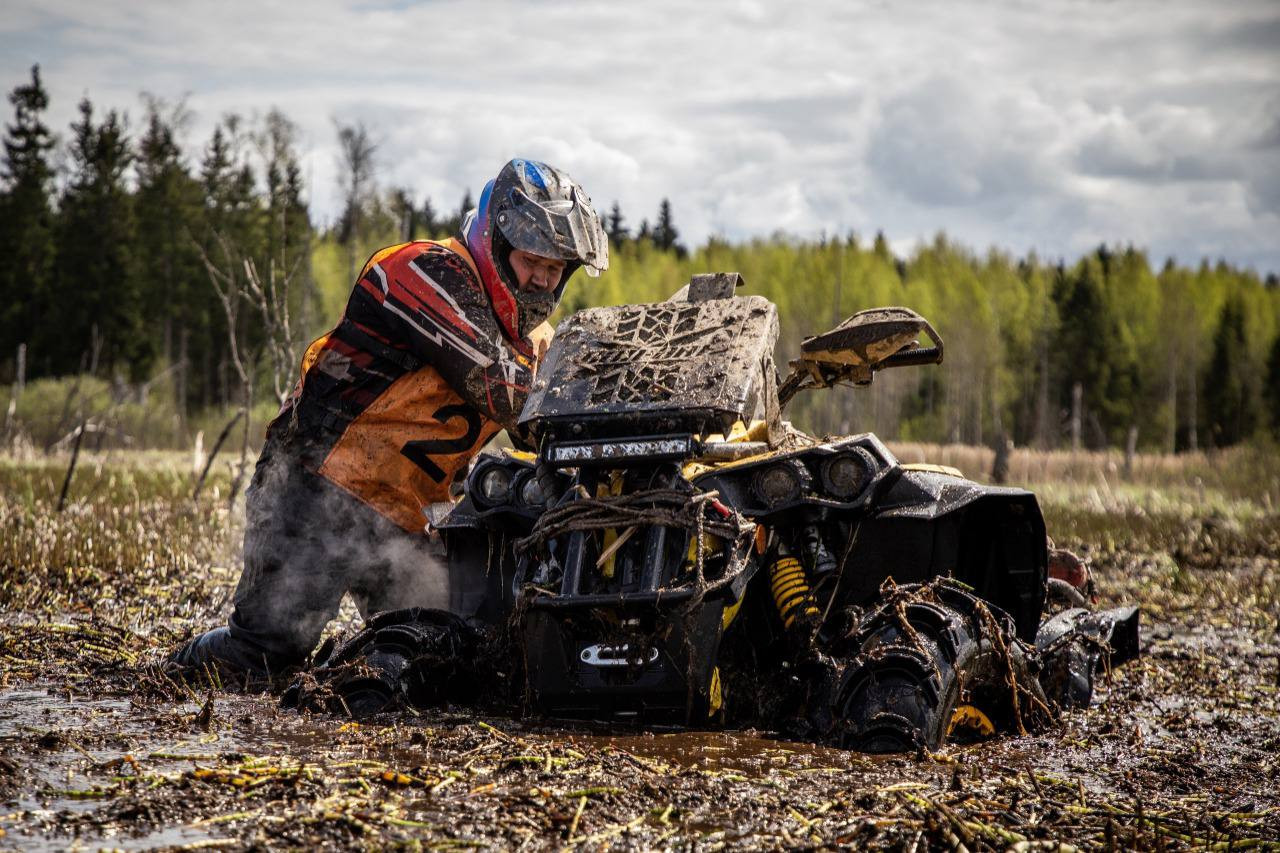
[496, 185, 609, 277]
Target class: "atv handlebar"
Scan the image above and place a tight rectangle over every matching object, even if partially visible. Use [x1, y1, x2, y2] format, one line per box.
[778, 314, 945, 410]
[878, 344, 943, 369]
[875, 314, 944, 370]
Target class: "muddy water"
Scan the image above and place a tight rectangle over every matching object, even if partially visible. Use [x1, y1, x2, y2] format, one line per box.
[0, 680, 1121, 848]
[2, 610, 1278, 849]
[1, 686, 864, 781]
[0, 688, 339, 850]
[2, 684, 893, 850]
[565, 729, 867, 774]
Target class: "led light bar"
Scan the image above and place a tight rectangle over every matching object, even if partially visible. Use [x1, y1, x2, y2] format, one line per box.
[547, 435, 695, 467]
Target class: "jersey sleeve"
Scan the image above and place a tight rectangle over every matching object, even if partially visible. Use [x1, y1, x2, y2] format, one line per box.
[349, 242, 537, 432]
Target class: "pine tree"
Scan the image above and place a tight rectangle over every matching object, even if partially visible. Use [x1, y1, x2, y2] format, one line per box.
[134, 98, 204, 395]
[439, 189, 473, 237]
[1052, 259, 1138, 446]
[419, 196, 437, 237]
[652, 198, 683, 256]
[335, 121, 376, 282]
[390, 187, 415, 241]
[456, 189, 473, 233]
[200, 119, 260, 246]
[259, 109, 309, 271]
[606, 200, 629, 244]
[1204, 296, 1258, 446]
[1265, 334, 1280, 439]
[0, 65, 56, 373]
[872, 230, 892, 261]
[49, 98, 140, 376]
[196, 119, 263, 407]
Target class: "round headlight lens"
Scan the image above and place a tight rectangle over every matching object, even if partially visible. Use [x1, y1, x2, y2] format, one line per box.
[519, 474, 545, 507]
[751, 464, 802, 507]
[478, 467, 513, 505]
[820, 449, 875, 499]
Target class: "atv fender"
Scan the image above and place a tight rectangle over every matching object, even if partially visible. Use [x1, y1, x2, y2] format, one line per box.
[840, 469, 1048, 642]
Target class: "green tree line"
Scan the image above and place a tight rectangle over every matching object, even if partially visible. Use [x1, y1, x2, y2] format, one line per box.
[2, 66, 1278, 451]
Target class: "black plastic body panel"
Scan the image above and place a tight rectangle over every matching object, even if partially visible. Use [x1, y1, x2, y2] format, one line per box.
[836, 470, 1048, 641]
[523, 601, 726, 724]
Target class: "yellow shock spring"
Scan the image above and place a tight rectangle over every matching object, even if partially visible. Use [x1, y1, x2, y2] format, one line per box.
[769, 555, 820, 631]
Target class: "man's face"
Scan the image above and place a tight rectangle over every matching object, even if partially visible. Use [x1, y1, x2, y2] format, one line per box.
[509, 249, 566, 293]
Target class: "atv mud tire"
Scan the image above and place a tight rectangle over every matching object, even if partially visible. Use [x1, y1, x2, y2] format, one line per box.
[833, 580, 1049, 753]
[282, 608, 481, 718]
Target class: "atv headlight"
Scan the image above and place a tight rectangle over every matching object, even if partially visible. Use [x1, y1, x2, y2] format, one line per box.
[751, 463, 802, 507]
[518, 473, 545, 507]
[820, 449, 876, 499]
[477, 466, 513, 506]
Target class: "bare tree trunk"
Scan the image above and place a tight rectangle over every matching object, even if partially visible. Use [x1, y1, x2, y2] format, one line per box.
[991, 432, 1012, 485]
[1123, 425, 1139, 479]
[1034, 341, 1050, 448]
[974, 373, 984, 447]
[297, 230, 314, 348]
[3, 342, 25, 441]
[1166, 357, 1177, 453]
[229, 377, 253, 506]
[1187, 371, 1198, 452]
[218, 357, 228, 409]
[990, 388, 1009, 484]
[336, 121, 377, 286]
[241, 254, 301, 406]
[202, 345, 212, 410]
[196, 231, 257, 505]
[15, 342, 25, 396]
[177, 325, 190, 439]
[163, 316, 173, 374]
[1071, 382, 1083, 451]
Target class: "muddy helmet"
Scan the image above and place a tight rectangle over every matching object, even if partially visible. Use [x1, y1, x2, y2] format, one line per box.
[463, 159, 609, 345]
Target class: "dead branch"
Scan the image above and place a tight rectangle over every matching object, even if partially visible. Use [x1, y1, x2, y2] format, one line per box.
[192, 409, 244, 502]
[56, 418, 88, 513]
[195, 232, 252, 391]
[242, 253, 303, 406]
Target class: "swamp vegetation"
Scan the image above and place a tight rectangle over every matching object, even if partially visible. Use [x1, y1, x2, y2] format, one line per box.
[1, 445, 1277, 849]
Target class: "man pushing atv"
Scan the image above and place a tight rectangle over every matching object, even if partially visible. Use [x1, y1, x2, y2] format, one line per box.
[171, 158, 609, 676]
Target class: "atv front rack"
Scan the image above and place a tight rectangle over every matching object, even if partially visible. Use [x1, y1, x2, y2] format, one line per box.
[514, 486, 757, 724]
[515, 486, 757, 608]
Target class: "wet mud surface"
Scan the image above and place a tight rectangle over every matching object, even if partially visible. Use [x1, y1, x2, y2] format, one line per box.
[2, 453, 1279, 849]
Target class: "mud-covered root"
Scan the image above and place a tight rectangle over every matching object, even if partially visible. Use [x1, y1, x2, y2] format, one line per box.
[829, 578, 1055, 753]
[281, 608, 484, 718]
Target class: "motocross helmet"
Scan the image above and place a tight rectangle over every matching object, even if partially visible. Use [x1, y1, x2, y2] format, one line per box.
[462, 159, 609, 345]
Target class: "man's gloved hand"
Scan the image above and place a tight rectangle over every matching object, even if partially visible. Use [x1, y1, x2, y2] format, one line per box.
[528, 321, 555, 370]
[1048, 546, 1090, 591]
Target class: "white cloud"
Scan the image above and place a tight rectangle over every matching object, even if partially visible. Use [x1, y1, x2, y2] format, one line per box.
[1, 0, 1277, 272]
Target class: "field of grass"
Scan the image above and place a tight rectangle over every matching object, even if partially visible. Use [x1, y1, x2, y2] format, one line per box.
[1, 444, 1278, 849]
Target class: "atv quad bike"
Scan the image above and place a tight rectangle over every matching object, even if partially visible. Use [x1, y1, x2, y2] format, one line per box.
[287, 273, 1139, 753]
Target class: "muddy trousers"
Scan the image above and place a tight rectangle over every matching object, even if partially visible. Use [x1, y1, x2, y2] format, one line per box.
[171, 456, 487, 677]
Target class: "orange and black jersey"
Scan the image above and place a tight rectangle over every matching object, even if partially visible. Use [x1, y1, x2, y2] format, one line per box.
[266, 239, 544, 532]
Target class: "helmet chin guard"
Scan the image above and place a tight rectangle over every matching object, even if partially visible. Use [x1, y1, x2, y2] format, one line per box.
[463, 159, 609, 343]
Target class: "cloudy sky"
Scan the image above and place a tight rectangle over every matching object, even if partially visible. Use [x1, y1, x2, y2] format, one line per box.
[3, 0, 1277, 272]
